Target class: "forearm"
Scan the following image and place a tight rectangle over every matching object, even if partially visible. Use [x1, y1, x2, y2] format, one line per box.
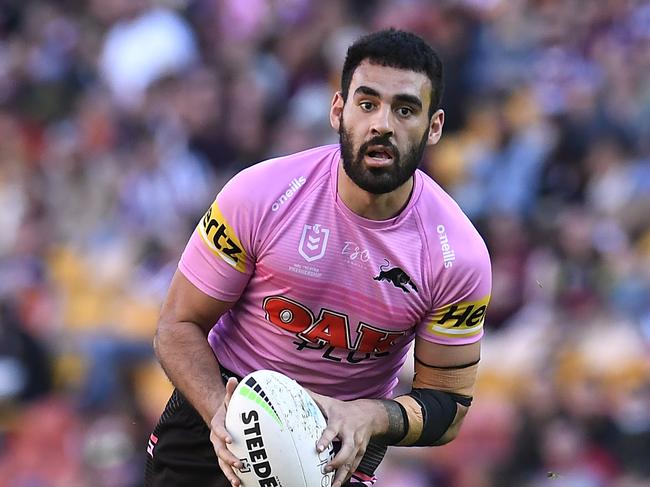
[154, 320, 225, 425]
[363, 397, 467, 446]
[392, 389, 473, 447]
[366, 399, 408, 444]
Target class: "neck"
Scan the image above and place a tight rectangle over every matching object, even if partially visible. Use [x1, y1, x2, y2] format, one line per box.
[337, 161, 414, 220]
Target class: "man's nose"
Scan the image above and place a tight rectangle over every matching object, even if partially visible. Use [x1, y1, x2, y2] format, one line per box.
[370, 106, 394, 137]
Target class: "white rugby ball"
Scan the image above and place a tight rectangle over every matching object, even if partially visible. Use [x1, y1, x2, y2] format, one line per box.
[225, 370, 334, 487]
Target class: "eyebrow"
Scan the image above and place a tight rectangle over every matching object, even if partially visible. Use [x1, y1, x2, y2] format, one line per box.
[394, 94, 423, 110]
[353, 85, 423, 110]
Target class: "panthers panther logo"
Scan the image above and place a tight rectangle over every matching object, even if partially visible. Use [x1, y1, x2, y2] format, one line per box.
[373, 259, 419, 294]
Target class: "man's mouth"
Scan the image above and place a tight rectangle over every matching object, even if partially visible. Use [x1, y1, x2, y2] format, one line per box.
[365, 145, 395, 166]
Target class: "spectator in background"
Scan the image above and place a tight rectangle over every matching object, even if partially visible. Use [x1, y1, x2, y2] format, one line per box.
[99, 0, 199, 111]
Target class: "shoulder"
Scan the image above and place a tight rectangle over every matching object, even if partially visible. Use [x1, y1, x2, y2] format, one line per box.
[211, 144, 338, 244]
[413, 170, 491, 296]
[415, 170, 490, 265]
[220, 144, 339, 206]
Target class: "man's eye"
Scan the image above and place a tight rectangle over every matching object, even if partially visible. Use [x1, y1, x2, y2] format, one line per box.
[397, 107, 413, 117]
[360, 102, 374, 111]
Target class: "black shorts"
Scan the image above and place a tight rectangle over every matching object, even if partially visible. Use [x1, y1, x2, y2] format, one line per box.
[144, 388, 228, 487]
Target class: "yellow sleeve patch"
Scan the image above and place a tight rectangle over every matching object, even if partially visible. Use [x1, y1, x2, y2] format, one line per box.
[197, 200, 248, 273]
[427, 295, 490, 338]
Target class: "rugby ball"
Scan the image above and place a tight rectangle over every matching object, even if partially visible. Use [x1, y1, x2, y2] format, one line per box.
[225, 370, 334, 487]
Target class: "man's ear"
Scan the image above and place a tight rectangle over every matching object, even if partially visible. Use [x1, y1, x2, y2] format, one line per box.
[330, 91, 344, 131]
[427, 109, 445, 145]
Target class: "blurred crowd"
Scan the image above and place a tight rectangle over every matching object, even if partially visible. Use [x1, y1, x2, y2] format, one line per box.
[0, 0, 648, 486]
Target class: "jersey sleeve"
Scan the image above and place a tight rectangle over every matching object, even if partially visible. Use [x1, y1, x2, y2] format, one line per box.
[417, 239, 492, 345]
[178, 172, 259, 302]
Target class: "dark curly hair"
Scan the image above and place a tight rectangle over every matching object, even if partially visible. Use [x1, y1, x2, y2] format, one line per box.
[341, 29, 444, 117]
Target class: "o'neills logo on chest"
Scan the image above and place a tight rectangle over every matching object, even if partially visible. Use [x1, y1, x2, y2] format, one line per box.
[437, 225, 456, 268]
[271, 176, 306, 211]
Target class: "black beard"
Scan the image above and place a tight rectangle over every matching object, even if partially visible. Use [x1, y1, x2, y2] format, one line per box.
[339, 118, 430, 195]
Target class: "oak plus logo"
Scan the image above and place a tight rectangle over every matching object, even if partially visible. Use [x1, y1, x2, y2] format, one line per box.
[298, 224, 329, 262]
[271, 176, 306, 212]
[263, 295, 406, 364]
[437, 225, 456, 269]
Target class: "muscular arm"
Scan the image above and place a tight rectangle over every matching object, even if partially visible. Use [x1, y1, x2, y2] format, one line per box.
[153, 269, 234, 425]
[410, 336, 481, 445]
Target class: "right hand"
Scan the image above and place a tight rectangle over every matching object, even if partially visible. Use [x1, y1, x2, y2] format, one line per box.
[210, 377, 242, 486]
[309, 392, 382, 487]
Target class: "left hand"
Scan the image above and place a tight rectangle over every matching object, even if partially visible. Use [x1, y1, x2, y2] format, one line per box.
[309, 392, 383, 487]
[210, 377, 243, 486]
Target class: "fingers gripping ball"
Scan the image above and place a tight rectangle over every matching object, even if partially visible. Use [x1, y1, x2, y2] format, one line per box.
[225, 370, 335, 487]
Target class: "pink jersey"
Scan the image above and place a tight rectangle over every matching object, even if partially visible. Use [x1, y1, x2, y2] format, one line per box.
[179, 144, 491, 400]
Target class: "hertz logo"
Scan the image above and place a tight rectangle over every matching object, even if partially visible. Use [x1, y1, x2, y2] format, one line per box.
[199, 201, 248, 273]
[427, 295, 490, 338]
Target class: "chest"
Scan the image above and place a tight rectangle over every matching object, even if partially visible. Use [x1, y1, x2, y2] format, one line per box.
[253, 196, 431, 336]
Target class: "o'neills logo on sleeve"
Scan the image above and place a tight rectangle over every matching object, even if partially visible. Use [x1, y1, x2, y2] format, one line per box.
[198, 200, 248, 273]
[271, 176, 306, 211]
[437, 225, 455, 268]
